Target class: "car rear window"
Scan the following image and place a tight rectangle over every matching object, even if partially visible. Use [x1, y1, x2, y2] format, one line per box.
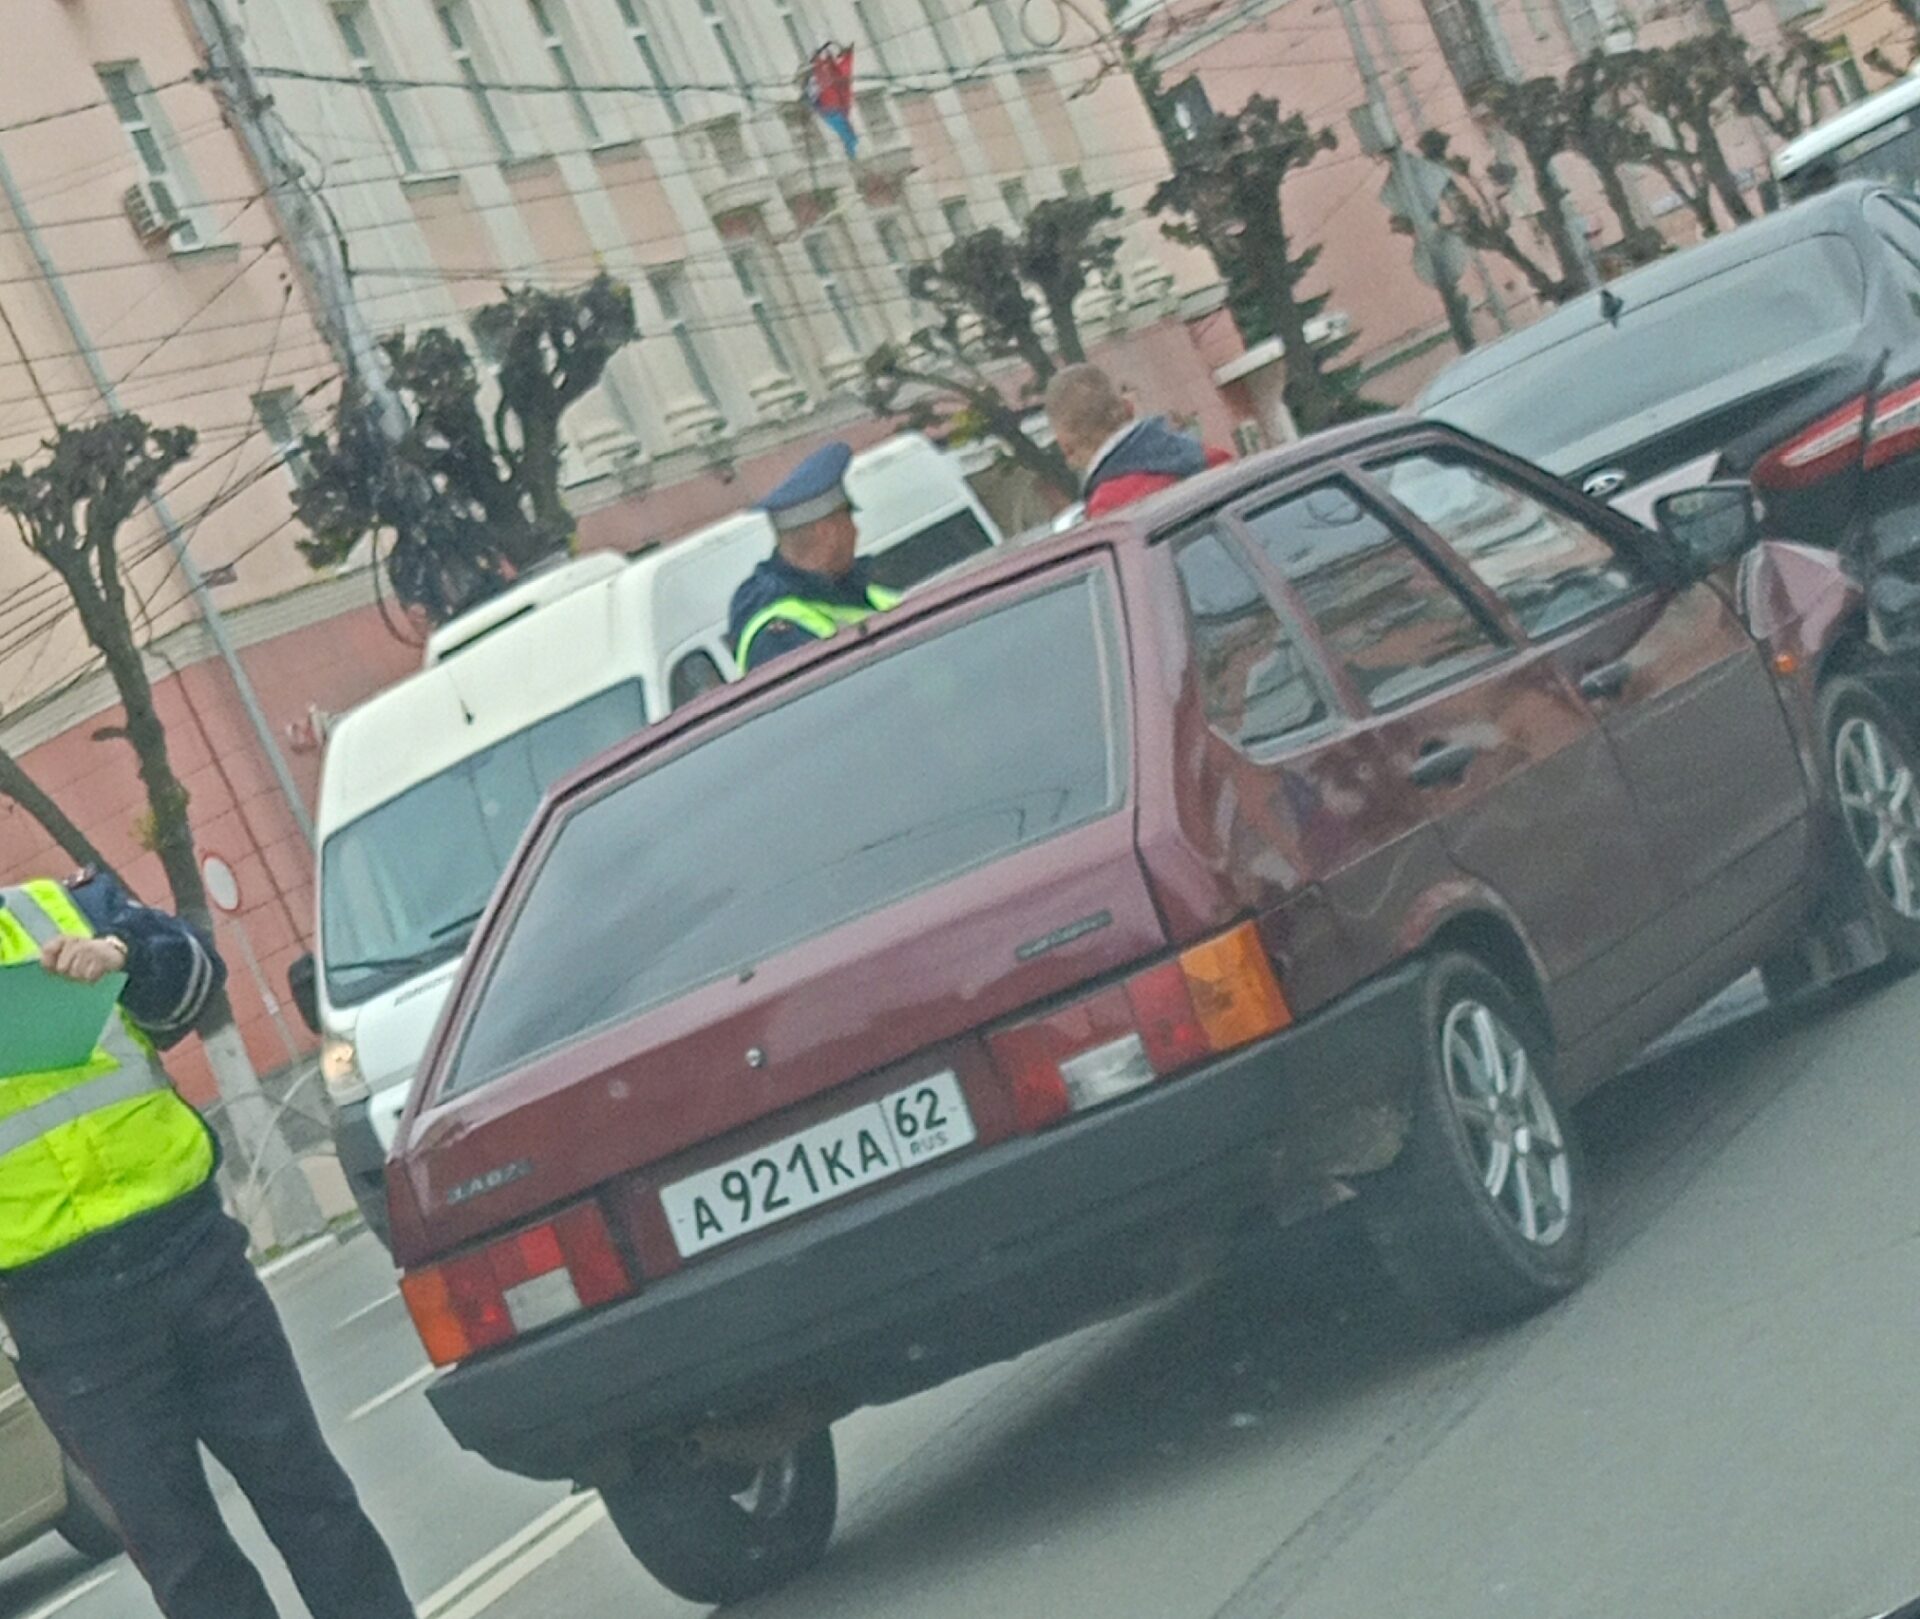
[1427, 234, 1867, 464]
[442, 571, 1128, 1093]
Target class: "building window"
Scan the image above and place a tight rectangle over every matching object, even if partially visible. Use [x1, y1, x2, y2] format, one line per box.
[804, 231, 866, 353]
[332, 6, 420, 174]
[853, 0, 895, 77]
[775, 0, 812, 62]
[255, 389, 315, 487]
[698, 0, 752, 93]
[730, 246, 794, 373]
[436, 4, 514, 159]
[99, 64, 202, 247]
[529, 0, 601, 143]
[614, 0, 682, 126]
[1000, 178, 1031, 224]
[875, 214, 917, 302]
[1424, 0, 1497, 94]
[649, 268, 724, 412]
[983, 0, 1026, 55]
[921, 0, 966, 73]
[941, 196, 976, 240]
[1825, 45, 1869, 105]
[1061, 166, 1087, 199]
[858, 88, 901, 145]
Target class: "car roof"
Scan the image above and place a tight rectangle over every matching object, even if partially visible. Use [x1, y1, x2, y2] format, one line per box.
[1418, 184, 1880, 412]
[319, 576, 646, 836]
[1774, 72, 1920, 178]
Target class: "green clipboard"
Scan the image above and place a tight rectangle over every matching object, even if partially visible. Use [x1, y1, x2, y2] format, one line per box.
[0, 962, 126, 1080]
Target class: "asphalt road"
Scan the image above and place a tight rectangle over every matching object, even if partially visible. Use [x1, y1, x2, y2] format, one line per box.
[5, 969, 1920, 1619]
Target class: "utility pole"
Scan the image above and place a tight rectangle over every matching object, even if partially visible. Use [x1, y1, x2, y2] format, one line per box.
[179, 0, 410, 443]
[1331, 0, 1479, 352]
[0, 139, 324, 1250]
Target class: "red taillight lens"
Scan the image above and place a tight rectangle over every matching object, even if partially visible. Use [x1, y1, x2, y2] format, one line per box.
[1753, 378, 1920, 491]
[401, 1202, 634, 1367]
[988, 922, 1293, 1135]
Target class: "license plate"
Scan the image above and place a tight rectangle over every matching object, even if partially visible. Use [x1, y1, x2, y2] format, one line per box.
[660, 1072, 977, 1258]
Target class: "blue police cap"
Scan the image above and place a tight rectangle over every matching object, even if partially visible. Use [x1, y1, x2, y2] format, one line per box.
[758, 441, 856, 534]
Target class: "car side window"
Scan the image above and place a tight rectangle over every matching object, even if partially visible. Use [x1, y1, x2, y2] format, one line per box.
[1370, 453, 1642, 640]
[1172, 529, 1328, 749]
[1242, 481, 1501, 711]
[669, 650, 727, 708]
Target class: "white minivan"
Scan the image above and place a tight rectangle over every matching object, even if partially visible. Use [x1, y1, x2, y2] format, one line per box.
[287, 435, 1002, 1238]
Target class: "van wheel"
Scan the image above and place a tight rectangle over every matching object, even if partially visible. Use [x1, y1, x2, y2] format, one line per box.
[602, 1428, 837, 1606]
[1361, 953, 1589, 1330]
[1821, 678, 1920, 967]
[54, 1454, 121, 1562]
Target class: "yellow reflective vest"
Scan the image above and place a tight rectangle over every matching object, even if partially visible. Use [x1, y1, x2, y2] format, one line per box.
[0, 881, 214, 1272]
[735, 584, 901, 670]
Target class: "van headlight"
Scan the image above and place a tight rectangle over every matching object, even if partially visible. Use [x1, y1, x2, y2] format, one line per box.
[321, 1038, 371, 1107]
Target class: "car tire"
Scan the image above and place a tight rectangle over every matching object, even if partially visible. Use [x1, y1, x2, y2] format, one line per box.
[54, 1454, 121, 1562]
[1360, 953, 1589, 1331]
[601, 1427, 837, 1606]
[1820, 678, 1920, 968]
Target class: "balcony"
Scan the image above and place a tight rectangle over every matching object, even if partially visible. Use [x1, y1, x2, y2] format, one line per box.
[689, 116, 773, 219]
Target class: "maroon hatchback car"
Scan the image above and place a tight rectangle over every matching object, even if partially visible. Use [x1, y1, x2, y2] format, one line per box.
[388, 419, 1920, 1605]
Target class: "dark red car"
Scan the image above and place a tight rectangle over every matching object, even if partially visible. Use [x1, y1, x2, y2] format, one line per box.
[387, 419, 1920, 1606]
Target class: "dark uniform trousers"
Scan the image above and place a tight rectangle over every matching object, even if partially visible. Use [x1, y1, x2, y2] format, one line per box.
[0, 1185, 414, 1619]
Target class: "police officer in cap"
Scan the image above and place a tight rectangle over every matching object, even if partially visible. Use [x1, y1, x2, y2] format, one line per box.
[0, 870, 414, 1619]
[728, 441, 898, 673]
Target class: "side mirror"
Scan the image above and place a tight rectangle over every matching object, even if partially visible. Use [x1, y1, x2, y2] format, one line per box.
[1653, 481, 1759, 572]
[287, 953, 321, 1036]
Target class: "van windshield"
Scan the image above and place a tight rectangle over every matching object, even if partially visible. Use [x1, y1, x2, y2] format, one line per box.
[320, 682, 646, 1007]
[866, 509, 998, 594]
[443, 571, 1127, 1094]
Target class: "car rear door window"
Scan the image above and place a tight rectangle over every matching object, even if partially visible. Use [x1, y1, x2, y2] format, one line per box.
[1369, 453, 1643, 639]
[1243, 483, 1501, 711]
[1173, 529, 1327, 749]
[444, 571, 1128, 1092]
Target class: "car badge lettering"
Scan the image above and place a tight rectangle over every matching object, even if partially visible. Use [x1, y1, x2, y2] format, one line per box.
[444, 1159, 533, 1207]
[1016, 911, 1114, 962]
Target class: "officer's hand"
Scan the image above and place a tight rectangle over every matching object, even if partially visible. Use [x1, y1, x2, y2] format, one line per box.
[41, 936, 128, 984]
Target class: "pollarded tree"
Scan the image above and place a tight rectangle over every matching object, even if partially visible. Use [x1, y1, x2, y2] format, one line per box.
[1148, 94, 1374, 431]
[294, 274, 638, 625]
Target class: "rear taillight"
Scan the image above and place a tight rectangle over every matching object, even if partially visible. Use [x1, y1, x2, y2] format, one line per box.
[1752, 377, 1920, 491]
[987, 922, 1293, 1133]
[400, 1202, 633, 1367]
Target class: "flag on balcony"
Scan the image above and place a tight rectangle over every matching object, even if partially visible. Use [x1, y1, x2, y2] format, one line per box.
[807, 43, 858, 157]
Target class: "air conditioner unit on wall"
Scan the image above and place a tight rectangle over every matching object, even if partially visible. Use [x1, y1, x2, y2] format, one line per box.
[123, 181, 180, 244]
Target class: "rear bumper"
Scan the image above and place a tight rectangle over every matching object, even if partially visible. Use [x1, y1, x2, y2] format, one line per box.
[425, 965, 1426, 1483]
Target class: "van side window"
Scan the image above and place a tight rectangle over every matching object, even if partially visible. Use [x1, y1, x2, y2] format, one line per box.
[670, 651, 727, 708]
[1172, 529, 1327, 749]
[1244, 482, 1501, 710]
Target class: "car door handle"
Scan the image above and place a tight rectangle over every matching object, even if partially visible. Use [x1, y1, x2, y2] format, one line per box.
[1578, 659, 1632, 700]
[1408, 740, 1479, 788]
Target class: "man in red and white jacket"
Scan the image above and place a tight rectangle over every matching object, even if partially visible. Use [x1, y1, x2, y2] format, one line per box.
[1045, 364, 1230, 519]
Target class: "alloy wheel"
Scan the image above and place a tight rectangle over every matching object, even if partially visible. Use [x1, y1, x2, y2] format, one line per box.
[1835, 714, 1920, 920]
[1439, 1000, 1572, 1247]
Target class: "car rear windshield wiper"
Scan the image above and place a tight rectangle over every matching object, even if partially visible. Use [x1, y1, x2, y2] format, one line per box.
[428, 909, 486, 942]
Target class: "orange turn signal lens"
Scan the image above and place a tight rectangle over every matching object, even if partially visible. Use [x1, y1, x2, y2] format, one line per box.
[1178, 922, 1293, 1051]
[400, 1268, 471, 1368]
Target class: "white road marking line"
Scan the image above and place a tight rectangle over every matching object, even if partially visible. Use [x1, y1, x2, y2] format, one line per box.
[335, 1289, 401, 1331]
[256, 1234, 337, 1280]
[348, 1363, 435, 1422]
[21, 1569, 119, 1618]
[421, 1494, 608, 1619]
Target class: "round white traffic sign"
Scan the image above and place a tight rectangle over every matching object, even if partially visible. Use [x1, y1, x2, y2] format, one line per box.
[201, 854, 241, 915]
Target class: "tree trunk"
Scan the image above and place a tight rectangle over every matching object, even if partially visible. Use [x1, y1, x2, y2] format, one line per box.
[1696, 123, 1754, 226]
[1045, 285, 1088, 366]
[0, 744, 117, 879]
[1527, 148, 1596, 298]
[985, 398, 1078, 499]
[87, 609, 324, 1250]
